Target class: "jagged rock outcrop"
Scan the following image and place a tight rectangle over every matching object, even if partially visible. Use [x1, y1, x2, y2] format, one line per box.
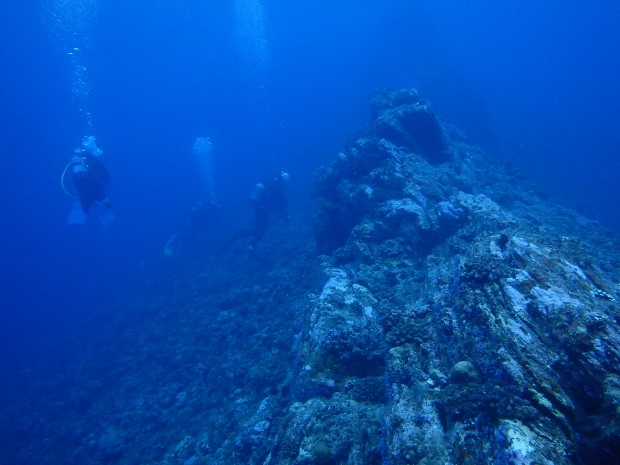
[274, 88, 620, 465]
[371, 88, 449, 164]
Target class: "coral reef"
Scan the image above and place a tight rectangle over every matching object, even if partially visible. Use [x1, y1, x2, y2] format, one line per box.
[1, 88, 619, 465]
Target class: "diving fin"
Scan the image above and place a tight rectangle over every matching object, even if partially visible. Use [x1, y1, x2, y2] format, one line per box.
[68, 198, 86, 225]
[164, 234, 179, 256]
[93, 201, 115, 230]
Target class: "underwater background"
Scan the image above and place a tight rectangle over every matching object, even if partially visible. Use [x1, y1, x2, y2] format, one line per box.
[1, 1, 619, 462]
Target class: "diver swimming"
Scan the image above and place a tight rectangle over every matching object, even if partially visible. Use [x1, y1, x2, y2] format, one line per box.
[164, 137, 220, 256]
[61, 135, 114, 228]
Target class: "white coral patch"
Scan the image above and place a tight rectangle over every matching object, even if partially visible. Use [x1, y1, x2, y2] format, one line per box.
[506, 318, 533, 343]
[501, 420, 535, 461]
[560, 259, 587, 281]
[504, 284, 529, 315]
[319, 268, 349, 301]
[531, 285, 583, 314]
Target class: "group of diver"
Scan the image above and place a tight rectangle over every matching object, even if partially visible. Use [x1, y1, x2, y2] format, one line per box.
[61, 136, 290, 255]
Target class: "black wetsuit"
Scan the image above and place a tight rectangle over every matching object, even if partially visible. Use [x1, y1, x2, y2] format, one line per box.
[72, 155, 110, 213]
[179, 200, 220, 245]
[246, 177, 289, 247]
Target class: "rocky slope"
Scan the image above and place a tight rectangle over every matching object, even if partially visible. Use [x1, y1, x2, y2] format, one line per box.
[1, 88, 619, 465]
[284, 88, 620, 465]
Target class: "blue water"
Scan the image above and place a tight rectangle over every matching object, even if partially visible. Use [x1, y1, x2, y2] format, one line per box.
[1, 0, 619, 381]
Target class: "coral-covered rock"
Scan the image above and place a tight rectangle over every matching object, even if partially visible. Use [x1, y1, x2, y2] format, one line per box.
[450, 360, 483, 384]
[306, 89, 620, 464]
[371, 88, 449, 164]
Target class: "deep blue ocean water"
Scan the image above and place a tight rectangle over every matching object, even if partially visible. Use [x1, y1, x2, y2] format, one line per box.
[1, 0, 619, 389]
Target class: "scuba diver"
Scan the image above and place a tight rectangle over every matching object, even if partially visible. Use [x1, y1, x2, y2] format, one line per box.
[237, 170, 290, 250]
[164, 137, 220, 257]
[164, 200, 220, 256]
[61, 136, 114, 228]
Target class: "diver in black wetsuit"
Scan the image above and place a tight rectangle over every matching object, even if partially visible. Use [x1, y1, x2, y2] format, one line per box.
[62, 136, 114, 228]
[164, 137, 220, 256]
[70, 153, 111, 213]
[165, 200, 220, 256]
[239, 171, 290, 249]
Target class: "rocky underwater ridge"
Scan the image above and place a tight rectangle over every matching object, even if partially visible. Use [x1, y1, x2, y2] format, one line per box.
[2, 88, 620, 465]
[294, 88, 620, 465]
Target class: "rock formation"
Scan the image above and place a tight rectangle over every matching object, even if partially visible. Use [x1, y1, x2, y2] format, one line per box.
[285, 88, 620, 465]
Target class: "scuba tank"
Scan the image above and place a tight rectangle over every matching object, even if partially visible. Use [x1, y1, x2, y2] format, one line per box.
[61, 156, 88, 197]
